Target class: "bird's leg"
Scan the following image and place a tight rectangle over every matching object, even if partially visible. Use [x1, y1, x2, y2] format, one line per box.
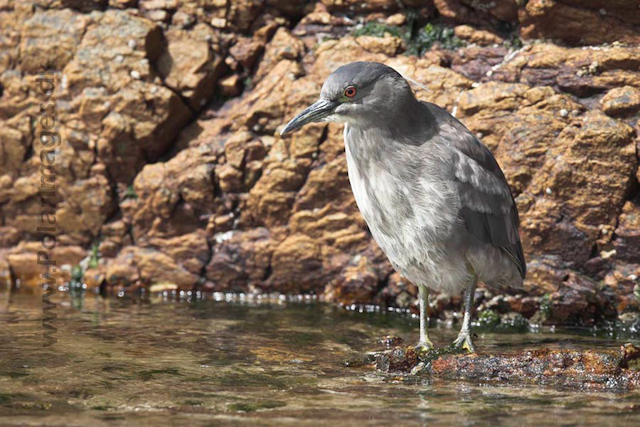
[416, 285, 433, 352]
[453, 279, 477, 353]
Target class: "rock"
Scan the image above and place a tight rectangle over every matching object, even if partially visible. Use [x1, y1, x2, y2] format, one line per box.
[0, 253, 11, 287]
[99, 220, 132, 258]
[520, 111, 636, 265]
[374, 343, 640, 391]
[375, 346, 419, 373]
[157, 24, 226, 110]
[206, 228, 274, 292]
[320, 0, 399, 13]
[490, 44, 640, 98]
[0, 126, 28, 178]
[453, 25, 504, 46]
[434, 0, 517, 27]
[385, 13, 405, 27]
[30, 0, 107, 13]
[147, 231, 210, 276]
[149, 283, 178, 293]
[519, 0, 640, 45]
[324, 250, 384, 305]
[601, 86, 640, 117]
[125, 144, 218, 242]
[6, 243, 87, 288]
[61, 9, 192, 184]
[229, 36, 267, 71]
[604, 262, 640, 314]
[543, 270, 617, 325]
[19, 9, 91, 73]
[457, 82, 583, 192]
[430, 344, 640, 391]
[110, 0, 138, 8]
[253, 28, 305, 84]
[55, 173, 117, 240]
[615, 198, 640, 263]
[451, 46, 509, 81]
[374, 272, 418, 309]
[106, 245, 200, 289]
[0, 227, 20, 247]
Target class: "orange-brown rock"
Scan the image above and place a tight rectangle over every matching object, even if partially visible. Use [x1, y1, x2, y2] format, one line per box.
[1, 0, 640, 327]
[124, 144, 218, 242]
[521, 112, 636, 263]
[106, 245, 201, 289]
[601, 86, 640, 117]
[206, 228, 274, 292]
[376, 344, 640, 391]
[19, 9, 91, 73]
[435, 0, 517, 26]
[491, 44, 640, 97]
[453, 25, 504, 46]
[615, 198, 640, 264]
[157, 24, 226, 110]
[519, 0, 640, 46]
[430, 345, 640, 391]
[6, 243, 87, 289]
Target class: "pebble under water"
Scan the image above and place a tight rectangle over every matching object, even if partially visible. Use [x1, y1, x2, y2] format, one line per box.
[1, 291, 640, 426]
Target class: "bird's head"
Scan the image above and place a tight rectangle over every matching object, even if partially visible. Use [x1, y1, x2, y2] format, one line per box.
[280, 61, 415, 135]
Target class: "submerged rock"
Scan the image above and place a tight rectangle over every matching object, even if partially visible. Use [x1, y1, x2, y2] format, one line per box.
[376, 344, 640, 391]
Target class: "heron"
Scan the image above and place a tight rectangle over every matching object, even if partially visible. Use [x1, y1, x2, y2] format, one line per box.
[281, 61, 526, 352]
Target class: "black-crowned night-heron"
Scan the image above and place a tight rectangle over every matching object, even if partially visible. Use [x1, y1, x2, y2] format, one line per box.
[281, 62, 526, 352]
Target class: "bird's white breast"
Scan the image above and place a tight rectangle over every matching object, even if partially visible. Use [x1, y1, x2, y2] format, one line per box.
[344, 126, 471, 294]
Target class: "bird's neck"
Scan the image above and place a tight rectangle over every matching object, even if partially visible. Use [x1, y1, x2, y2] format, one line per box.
[349, 97, 435, 146]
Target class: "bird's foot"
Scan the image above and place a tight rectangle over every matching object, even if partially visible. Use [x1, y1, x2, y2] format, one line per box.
[452, 330, 476, 354]
[415, 339, 434, 356]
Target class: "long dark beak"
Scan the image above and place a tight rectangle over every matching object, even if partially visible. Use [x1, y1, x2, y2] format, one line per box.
[280, 99, 338, 135]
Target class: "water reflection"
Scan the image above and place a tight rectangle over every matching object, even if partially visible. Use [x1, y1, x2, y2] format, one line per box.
[0, 291, 639, 426]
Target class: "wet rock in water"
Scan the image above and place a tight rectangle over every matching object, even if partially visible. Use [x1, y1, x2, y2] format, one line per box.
[375, 346, 419, 373]
[376, 344, 640, 391]
[431, 344, 640, 391]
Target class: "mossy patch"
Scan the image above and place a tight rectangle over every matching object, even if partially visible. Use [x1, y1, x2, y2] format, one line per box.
[406, 23, 465, 55]
[123, 185, 138, 200]
[477, 309, 501, 329]
[476, 310, 530, 333]
[351, 12, 465, 56]
[353, 21, 405, 39]
[540, 294, 553, 320]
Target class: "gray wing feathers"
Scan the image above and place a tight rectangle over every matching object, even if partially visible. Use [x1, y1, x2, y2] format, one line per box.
[457, 150, 526, 279]
[424, 102, 526, 278]
[456, 143, 526, 279]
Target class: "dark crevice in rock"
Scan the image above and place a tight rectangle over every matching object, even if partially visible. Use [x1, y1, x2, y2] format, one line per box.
[261, 262, 273, 282]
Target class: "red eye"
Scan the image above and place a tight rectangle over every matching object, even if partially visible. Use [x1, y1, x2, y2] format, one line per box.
[344, 86, 357, 98]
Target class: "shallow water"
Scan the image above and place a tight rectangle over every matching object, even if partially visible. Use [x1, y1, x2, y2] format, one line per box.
[1, 291, 640, 426]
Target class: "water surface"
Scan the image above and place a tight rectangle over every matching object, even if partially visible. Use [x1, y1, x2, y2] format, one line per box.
[1, 292, 639, 426]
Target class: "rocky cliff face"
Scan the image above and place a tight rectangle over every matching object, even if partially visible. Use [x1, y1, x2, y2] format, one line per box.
[1, 0, 639, 325]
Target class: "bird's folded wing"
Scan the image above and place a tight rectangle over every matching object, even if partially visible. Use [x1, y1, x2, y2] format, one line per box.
[433, 108, 526, 279]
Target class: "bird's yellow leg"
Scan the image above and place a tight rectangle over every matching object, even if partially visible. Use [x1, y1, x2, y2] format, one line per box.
[453, 279, 477, 353]
[416, 285, 433, 352]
